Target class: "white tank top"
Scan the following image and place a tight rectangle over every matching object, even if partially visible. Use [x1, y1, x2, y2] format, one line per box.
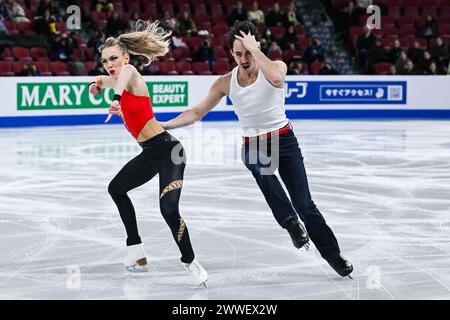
[229, 66, 289, 137]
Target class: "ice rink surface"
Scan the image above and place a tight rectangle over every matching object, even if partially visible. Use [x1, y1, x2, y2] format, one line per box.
[0, 119, 449, 300]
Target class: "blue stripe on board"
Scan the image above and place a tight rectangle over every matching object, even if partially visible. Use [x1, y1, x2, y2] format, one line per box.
[1, 109, 450, 127]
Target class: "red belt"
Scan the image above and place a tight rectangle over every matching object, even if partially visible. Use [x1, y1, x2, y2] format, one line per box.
[243, 123, 292, 143]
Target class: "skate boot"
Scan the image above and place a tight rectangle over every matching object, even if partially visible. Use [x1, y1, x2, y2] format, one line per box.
[183, 257, 208, 287]
[326, 254, 353, 278]
[285, 219, 310, 250]
[123, 243, 149, 273]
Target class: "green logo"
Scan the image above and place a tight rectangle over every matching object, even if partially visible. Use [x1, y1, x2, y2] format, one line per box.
[17, 81, 188, 110]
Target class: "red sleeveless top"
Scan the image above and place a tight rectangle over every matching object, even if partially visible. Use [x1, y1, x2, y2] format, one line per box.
[120, 90, 155, 139]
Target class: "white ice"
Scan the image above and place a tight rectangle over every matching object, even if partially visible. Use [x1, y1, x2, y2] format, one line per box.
[0, 120, 449, 300]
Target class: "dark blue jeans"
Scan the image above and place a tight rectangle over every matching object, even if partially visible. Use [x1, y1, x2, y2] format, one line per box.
[242, 129, 340, 259]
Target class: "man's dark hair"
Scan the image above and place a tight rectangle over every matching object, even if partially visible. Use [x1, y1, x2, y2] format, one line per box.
[228, 20, 260, 50]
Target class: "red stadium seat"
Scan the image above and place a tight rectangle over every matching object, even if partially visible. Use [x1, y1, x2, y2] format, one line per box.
[160, 3, 174, 15]
[30, 47, 49, 61]
[49, 61, 70, 76]
[268, 50, 282, 60]
[194, 4, 208, 15]
[421, 7, 437, 17]
[84, 61, 96, 73]
[16, 22, 35, 36]
[211, 61, 230, 75]
[403, 6, 419, 17]
[172, 47, 190, 61]
[34, 61, 51, 76]
[192, 61, 212, 75]
[72, 48, 85, 61]
[374, 62, 392, 75]
[282, 49, 302, 63]
[403, 0, 421, 6]
[177, 3, 191, 14]
[144, 3, 157, 16]
[14, 61, 27, 75]
[188, 36, 204, 50]
[159, 61, 178, 75]
[439, 24, 450, 36]
[388, 6, 401, 18]
[191, 0, 205, 4]
[193, 13, 210, 24]
[176, 61, 194, 75]
[212, 23, 229, 36]
[269, 26, 285, 41]
[12, 47, 32, 62]
[214, 48, 229, 61]
[0, 61, 14, 76]
[421, 0, 437, 5]
[310, 62, 323, 75]
[1, 48, 14, 61]
[210, 4, 223, 16]
[399, 25, 416, 38]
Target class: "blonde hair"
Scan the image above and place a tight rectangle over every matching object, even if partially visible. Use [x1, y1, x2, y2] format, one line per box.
[99, 20, 172, 66]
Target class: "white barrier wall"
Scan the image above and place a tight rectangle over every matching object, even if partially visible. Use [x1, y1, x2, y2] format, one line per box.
[1, 75, 450, 127]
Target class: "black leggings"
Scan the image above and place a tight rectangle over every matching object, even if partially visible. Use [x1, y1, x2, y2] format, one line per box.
[108, 131, 195, 264]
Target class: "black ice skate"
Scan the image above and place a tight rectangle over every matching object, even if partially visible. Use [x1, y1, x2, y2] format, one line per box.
[326, 254, 353, 279]
[285, 219, 310, 250]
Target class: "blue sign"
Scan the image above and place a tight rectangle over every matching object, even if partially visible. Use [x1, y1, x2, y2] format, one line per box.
[227, 81, 407, 105]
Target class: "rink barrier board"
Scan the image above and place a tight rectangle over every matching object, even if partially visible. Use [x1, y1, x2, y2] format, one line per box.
[1, 109, 450, 128]
[2, 76, 450, 127]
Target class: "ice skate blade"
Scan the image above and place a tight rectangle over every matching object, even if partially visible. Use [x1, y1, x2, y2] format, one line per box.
[347, 275, 353, 280]
[304, 242, 310, 251]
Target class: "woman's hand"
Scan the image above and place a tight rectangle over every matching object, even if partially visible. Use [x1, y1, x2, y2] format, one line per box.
[104, 100, 121, 123]
[89, 78, 102, 95]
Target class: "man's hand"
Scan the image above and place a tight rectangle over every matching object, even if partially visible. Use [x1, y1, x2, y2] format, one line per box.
[104, 100, 121, 123]
[234, 30, 260, 52]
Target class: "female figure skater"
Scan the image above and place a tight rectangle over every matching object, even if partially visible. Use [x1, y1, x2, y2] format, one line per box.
[88, 21, 207, 286]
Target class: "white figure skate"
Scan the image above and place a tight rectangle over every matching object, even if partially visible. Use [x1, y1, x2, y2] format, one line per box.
[123, 243, 149, 273]
[183, 257, 208, 287]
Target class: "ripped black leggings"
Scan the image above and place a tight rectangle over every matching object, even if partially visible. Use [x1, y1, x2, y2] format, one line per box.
[108, 131, 195, 264]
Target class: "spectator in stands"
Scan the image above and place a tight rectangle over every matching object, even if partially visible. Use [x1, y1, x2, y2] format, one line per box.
[229, 1, 247, 26]
[430, 37, 450, 73]
[248, 1, 264, 26]
[408, 40, 424, 66]
[0, 16, 9, 35]
[161, 11, 179, 34]
[280, 25, 298, 50]
[426, 62, 439, 75]
[419, 14, 438, 41]
[52, 32, 74, 61]
[34, 8, 57, 36]
[267, 41, 282, 57]
[401, 59, 417, 75]
[395, 51, 408, 74]
[387, 38, 401, 63]
[106, 12, 129, 38]
[355, 0, 373, 16]
[388, 65, 397, 75]
[318, 63, 339, 75]
[5, 0, 29, 23]
[356, 25, 375, 67]
[178, 11, 197, 37]
[88, 61, 106, 76]
[36, 0, 57, 17]
[88, 31, 105, 61]
[304, 38, 326, 64]
[199, 36, 214, 65]
[92, 0, 114, 13]
[266, 3, 284, 27]
[368, 38, 386, 67]
[288, 60, 308, 75]
[284, 1, 301, 27]
[0, 0, 10, 21]
[129, 12, 140, 30]
[417, 51, 435, 75]
[340, 1, 360, 32]
[18, 63, 41, 76]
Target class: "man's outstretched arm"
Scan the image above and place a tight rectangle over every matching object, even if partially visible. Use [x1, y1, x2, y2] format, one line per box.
[161, 76, 228, 130]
